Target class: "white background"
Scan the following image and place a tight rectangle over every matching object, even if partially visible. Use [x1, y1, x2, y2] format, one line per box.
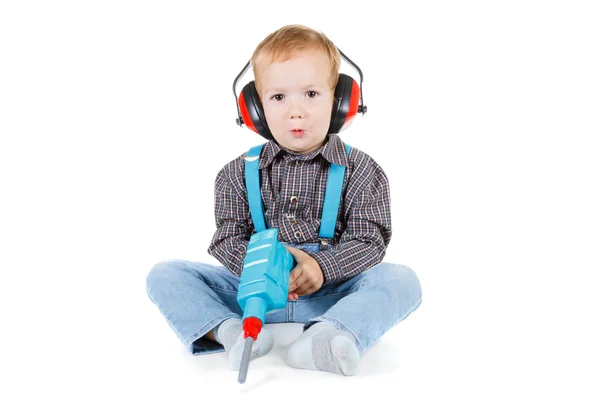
[1, 1, 599, 398]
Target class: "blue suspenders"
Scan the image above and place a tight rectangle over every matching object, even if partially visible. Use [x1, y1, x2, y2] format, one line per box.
[244, 144, 268, 232]
[244, 143, 352, 250]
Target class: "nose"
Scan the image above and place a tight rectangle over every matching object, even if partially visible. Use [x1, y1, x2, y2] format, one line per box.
[287, 98, 305, 119]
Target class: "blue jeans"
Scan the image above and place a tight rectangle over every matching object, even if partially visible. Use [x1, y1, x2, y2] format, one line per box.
[146, 243, 422, 355]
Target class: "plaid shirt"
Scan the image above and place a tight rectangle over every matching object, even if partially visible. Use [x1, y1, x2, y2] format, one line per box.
[207, 134, 392, 285]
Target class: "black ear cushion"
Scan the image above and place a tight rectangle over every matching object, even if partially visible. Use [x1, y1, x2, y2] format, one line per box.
[328, 73, 356, 134]
[240, 81, 274, 141]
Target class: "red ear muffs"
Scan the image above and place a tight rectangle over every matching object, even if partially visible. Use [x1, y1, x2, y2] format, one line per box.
[238, 81, 273, 141]
[237, 73, 363, 140]
[328, 73, 361, 134]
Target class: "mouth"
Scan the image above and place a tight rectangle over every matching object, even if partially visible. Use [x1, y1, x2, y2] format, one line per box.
[290, 129, 305, 137]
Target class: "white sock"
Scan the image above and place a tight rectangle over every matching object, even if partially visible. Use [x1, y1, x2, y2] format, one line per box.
[285, 322, 360, 376]
[214, 318, 274, 371]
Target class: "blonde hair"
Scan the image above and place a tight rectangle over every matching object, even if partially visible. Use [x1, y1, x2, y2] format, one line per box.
[250, 24, 341, 97]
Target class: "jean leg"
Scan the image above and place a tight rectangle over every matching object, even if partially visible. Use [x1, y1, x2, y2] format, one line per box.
[294, 262, 422, 354]
[146, 259, 242, 355]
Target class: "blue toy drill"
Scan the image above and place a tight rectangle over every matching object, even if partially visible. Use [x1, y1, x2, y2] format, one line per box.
[236, 228, 295, 383]
[235, 142, 351, 383]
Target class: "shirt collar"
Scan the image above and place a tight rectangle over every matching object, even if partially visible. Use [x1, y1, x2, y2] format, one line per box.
[258, 134, 349, 169]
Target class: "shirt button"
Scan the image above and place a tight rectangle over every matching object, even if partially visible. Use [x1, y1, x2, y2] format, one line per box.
[294, 231, 302, 239]
[295, 160, 300, 166]
[290, 196, 298, 204]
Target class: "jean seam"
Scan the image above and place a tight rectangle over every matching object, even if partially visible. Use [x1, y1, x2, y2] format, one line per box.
[392, 296, 423, 328]
[207, 285, 238, 293]
[296, 289, 355, 302]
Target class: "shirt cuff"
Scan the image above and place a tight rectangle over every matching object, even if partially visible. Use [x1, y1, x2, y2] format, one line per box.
[310, 250, 344, 285]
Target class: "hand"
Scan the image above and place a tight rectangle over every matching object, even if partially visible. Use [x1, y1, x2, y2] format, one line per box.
[286, 246, 325, 300]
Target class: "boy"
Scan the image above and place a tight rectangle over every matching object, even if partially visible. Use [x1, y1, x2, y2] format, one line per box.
[146, 24, 422, 376]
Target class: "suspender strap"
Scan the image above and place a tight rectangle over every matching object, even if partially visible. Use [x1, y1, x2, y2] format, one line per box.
[244, 143, 267, 232]
[244, 142, 352, 242]
[318, 143, 352, 249]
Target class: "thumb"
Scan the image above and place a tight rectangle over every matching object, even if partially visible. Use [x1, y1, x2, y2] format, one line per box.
[285, 246, 306, 261]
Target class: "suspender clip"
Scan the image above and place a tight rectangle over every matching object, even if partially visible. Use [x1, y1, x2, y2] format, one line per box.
[319, 238, 330, 251]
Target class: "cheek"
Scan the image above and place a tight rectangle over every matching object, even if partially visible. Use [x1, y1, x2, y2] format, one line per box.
[318, 104, 333, 123]
[320, 96, 334, 116]
[263, 105, 281, 124]
[264, 101, 285, 113]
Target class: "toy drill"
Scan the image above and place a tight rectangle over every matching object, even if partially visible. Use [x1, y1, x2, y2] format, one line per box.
[236, 228, 296, 384]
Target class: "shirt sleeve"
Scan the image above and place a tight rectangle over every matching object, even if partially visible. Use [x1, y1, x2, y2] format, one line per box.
[310, 157, 392, 285]
[207, 158, 252, 277]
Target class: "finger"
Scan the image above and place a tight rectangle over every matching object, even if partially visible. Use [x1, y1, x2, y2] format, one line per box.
[285, 246, 306, 261]
[289, 265, 303, 281]
[294, 280, 315, 296]
[289, 266, 303, 288]
[295, 288, 315, 297]
[289, 273, 310, 293]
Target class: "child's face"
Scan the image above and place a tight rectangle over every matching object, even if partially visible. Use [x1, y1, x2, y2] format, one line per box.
[258, 49, 334, 154]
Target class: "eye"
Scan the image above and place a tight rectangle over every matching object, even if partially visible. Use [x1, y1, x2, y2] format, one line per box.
[271, 94, 284, 101]
[306, 90, 319, 98]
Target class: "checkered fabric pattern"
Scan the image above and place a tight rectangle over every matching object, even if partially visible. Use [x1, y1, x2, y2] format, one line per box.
[208, 134, 392, 285]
